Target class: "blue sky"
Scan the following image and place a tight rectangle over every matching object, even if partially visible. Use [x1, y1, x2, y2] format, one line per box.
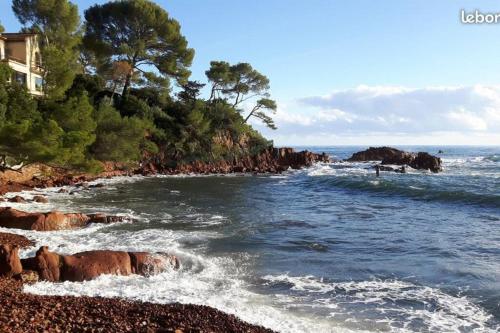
[1, 0, 500, 145]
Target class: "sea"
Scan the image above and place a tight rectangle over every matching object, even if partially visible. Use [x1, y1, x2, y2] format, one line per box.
[1, 146, 499, 333]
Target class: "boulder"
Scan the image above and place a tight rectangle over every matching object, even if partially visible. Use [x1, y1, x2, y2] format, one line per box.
[409, 152, 442, 173]
[32, 195, 49, 203]
[0, 208, 89, 231]
[0, 208, 128, 231]
[87, 213, 126, 224]
[348, 147, 411, 162]
[347, 147, 442, 173]
[8, 195, 27, 203]
[0, 244, 22, 278]
[23, 246, 180, 282]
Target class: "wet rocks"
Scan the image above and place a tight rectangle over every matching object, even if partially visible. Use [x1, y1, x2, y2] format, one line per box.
[410, 152, 442, 172]
[8, 196, 27, 203]
[3, 246, 180, 282]
[0, 208, 89, 231]
[0, 244, 22, 278]
[347, 147, 442, 172]
[87, 213, 126, 224]
[0, 233, 34, 248]
[32, 195, 48, 203]
[0, 208, 127, 231]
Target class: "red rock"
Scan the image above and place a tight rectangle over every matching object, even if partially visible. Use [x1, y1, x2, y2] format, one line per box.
[28, 246, 180, 282]
[0, 244, 22, 278]
[0, 208, 89, 231]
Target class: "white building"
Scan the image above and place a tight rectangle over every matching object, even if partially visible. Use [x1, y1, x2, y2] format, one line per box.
[0, 33, 44, 96]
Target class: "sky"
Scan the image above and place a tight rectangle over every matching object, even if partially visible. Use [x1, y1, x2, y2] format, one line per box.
[1, 0, 500, 145]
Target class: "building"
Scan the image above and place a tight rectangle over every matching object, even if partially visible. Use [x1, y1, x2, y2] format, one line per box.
[0, 33, 44, 96]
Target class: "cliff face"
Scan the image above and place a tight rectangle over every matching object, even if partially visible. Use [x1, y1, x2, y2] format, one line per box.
[140, 147, 330, 175]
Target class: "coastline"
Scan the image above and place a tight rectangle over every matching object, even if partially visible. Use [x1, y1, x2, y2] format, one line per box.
[0, 147, 327, 332]
[0, 175, 276, 332]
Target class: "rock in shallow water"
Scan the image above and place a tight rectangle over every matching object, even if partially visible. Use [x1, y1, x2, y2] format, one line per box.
[347, 146, 442, 172]
[0, 208, 128, 231]
[2, 246, 179, 282]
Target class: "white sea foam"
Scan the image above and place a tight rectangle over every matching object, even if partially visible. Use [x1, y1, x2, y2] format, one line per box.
[262, 274, 498, 333]
[21, 226, 351, 333]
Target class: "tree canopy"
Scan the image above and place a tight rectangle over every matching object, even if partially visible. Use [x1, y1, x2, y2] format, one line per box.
[206, 61, 277, 129]
[0, 0, 275, 173]
[83, 0, 194, 97]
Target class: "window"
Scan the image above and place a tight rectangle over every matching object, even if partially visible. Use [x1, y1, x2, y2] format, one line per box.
[13, 71, 27, 86]
[35, 77, 43, 91]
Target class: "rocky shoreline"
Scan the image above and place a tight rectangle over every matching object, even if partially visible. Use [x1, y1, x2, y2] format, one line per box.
[0, 147, 330, 196]
[0, 213, 275, 332]
[0, 147, 327, 332]
[0, 276, 274, 333]
[0, 146, 442, 331]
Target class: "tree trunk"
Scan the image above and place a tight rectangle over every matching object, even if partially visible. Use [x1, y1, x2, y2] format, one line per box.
[121, 71, 133, 98]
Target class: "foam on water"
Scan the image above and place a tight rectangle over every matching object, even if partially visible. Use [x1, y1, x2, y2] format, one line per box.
[262, 274, 498, 333]
[21, 224, 348, 332]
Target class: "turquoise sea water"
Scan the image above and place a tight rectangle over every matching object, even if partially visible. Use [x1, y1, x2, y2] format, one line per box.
[2, 146, 499, 332]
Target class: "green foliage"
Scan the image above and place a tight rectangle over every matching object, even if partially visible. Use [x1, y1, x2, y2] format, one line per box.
[91, 102, 155, 163]
[0, 80, 64, 169]
[83, 0, 194, 96]
[0, 21, 4, 33]
[12, 0, 81, 98]
[206, 61, 277, 129]
[48, 93, 96, 167]
[65, 74, 106, 101]
[1, 1, 276, 173]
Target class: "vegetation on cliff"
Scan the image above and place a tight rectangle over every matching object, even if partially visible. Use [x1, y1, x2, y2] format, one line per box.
[0, 0, 275, 173]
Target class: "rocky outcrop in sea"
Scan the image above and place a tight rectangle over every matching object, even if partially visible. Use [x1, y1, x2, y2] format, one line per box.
[347, 146, 442, 172]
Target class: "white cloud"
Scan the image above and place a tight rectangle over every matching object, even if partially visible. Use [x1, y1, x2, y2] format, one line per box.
[253, 85, 500, 145]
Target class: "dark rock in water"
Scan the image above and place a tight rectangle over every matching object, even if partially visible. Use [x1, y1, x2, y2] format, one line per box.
[438, 150, 444, 154]
[57, 188, 68, 193]
[87, 213, 126, 224]
[373, 165, 396, 172]
[89, 183, 104, 188]
[348, 147, 442, 172]
[409, 152, 442, 173]
[8, 196, 27, 203]
[32, 195, 48, 203]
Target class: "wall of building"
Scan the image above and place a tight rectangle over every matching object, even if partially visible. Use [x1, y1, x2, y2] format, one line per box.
[5, 40, 27, 64]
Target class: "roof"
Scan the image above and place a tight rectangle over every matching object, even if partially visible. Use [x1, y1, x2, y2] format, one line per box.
[0, 33, 37, 41]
